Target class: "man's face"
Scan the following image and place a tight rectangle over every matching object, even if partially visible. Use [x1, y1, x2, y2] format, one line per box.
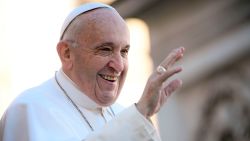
[65, 9, 130, 106]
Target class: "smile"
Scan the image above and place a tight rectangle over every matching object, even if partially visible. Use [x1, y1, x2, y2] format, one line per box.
[99, 74, 118, 82]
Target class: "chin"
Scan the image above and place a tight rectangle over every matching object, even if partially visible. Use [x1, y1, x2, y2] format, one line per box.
[98, 95, 117, 106]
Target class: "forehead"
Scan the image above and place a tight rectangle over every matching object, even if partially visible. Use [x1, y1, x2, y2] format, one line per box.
[74, 8, 130, 46]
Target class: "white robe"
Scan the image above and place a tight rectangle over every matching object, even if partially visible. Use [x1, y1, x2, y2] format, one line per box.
[0, 70, 161, 141]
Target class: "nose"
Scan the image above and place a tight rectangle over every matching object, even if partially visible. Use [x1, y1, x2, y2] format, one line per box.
[108, 53, 124, 73]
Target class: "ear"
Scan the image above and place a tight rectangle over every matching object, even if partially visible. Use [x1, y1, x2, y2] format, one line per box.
[57, 41, 73, 70]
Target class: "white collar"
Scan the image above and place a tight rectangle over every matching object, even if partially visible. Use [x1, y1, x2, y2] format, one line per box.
[55, 69, 103, 111]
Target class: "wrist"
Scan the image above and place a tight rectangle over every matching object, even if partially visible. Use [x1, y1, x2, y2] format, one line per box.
[134, 103, 150, 120]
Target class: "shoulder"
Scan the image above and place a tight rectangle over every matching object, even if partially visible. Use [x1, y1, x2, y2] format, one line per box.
[3, 77, 69, 122]
[9, 78, 59, 109]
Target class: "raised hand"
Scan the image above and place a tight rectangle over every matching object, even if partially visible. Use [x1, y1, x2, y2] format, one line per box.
[136, 47, 185, 118]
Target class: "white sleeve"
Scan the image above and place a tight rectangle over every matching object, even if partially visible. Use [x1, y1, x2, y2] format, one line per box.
[84, 105, 162, 141]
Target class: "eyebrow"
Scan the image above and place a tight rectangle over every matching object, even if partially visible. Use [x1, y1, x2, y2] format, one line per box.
[96, 42, 130, 49]
[96, 42, 114, 48]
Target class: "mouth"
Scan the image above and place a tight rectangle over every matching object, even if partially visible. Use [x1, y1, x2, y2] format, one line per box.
[99, 74, 119, 82]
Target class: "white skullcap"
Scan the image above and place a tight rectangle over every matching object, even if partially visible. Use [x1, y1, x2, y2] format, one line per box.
[60, 2, 116, 40]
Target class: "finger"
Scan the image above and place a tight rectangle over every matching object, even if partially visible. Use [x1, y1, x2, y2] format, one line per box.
[161, 47, 185, 69]
[165, 47, 184, 67]
[157, 66, 182, 84]
[163, 79, 182, 97]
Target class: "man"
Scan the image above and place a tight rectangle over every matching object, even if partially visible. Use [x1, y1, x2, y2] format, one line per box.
[0, 2, 184, 141]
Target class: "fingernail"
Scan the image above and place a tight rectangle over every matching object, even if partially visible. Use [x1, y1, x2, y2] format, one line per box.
[180, 47, 185, 52]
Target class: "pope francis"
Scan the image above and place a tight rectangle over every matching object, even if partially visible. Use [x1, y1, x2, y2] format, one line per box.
[0, 2, 185, 141]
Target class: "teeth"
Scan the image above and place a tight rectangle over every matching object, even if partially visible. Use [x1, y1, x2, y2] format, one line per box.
[101, 75, 118, 81]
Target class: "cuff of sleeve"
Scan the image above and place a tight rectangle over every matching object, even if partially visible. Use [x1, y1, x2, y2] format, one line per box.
[116, 104, 161, 140]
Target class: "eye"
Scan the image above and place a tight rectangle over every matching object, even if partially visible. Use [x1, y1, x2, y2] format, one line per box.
[100, 47, 112, 52]
[121, 48, 129, 57]
[95, 46, 113, 56]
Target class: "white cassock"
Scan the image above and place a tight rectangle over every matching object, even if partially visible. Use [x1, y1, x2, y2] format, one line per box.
[0, 69, 161, 141]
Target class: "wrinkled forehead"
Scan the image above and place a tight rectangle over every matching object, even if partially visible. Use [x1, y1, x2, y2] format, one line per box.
[60, 2, 118, 40]
[70, 8, 129, 47]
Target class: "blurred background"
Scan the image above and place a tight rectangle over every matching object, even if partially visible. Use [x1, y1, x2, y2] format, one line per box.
[0, 0, 250, 141]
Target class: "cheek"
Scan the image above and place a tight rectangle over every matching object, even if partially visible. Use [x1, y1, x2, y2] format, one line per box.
[78, 57, 106, 77]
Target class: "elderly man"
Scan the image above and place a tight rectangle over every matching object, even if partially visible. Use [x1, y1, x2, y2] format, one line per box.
[0, 2, 184, 141]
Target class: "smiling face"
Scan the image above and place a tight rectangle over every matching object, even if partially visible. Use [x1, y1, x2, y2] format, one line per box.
[58, 8, 130, 106]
